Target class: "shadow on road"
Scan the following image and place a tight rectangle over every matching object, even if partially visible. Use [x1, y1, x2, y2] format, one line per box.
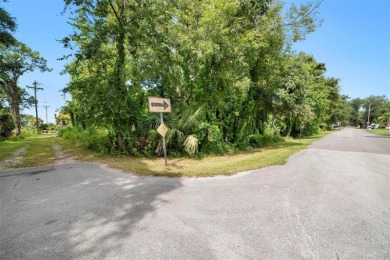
[0, 163, 182, 259]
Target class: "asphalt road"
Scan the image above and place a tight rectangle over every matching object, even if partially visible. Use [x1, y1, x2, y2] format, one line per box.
[1, 128, 389, 259]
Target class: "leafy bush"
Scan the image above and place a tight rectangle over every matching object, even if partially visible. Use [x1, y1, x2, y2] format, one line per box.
[302, 122, 320, 136]
[263, 114, 282, 137]
[249, 134, 284, 147]
[127, 129, 160, 157]
[57, 125, 79, 139]
[22, 126, 38, 136]
[197, 122, 229, 155]
[40, 123, 56, 132]
[58, 125, 110, 154]
[0, 113, 14, 138]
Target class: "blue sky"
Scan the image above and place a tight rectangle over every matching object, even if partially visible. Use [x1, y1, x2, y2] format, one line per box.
[3, 0, 390, 123]
[291, 0, 390, 99]
[4, 0, 72, 123]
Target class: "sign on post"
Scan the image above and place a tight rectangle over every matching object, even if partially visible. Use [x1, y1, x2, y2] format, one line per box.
[148, 97, 171, 113]
[148, 97, 171, 166]
[157, 123, 168, 137]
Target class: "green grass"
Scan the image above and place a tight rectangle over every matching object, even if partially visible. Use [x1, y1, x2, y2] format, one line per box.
[17, 133, 57, 167]
[1, 131, 330, 176]
[0, 136, 29, 161]
[368, 128, 390, 136]
[90, 132, 329, 177]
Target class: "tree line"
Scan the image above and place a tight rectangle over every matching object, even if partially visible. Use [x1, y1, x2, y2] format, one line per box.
[1, 0, 389, 155]
[0, 0, 51, 137]
[59, 0, 338, 155]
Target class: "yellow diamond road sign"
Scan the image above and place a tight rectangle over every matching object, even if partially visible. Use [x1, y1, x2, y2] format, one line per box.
[157, 123, 168, 137]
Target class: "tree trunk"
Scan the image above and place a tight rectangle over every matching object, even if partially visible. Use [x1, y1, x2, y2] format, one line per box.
[9, 86, 22, 136]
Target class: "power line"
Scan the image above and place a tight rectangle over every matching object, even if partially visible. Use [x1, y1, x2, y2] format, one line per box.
[42, 105, 51, 124]
[26, 80, 43, 130]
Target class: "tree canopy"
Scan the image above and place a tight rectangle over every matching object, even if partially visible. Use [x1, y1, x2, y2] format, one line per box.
[0, 0, 17, 46]
[58, 0, 389, 155]
[57, 0, 351, 155]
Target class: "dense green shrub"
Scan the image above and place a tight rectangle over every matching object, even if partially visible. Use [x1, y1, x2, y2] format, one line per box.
[0, 113, 14, 138]
[58, 125, 110, 154]
[21, 126, 38, 136]
[40, 123, 56, 132]
[249, 134, 284, 147]
[57, 125, 79, 139]
[302, 122, 320, 136]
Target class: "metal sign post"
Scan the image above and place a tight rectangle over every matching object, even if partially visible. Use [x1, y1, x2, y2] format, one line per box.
[160, 113, 168, 166]
[148, 97, 171, 166]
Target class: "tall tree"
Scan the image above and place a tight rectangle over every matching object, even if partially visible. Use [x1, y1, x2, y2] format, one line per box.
[362, 95, 390, 124]
[0, 0, 17, 46]
[0, 42, 51, 135]
[62, 0, 324, 155]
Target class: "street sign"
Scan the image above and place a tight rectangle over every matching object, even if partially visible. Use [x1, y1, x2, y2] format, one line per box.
[148, 97, 171, 113]
[157, 123, 168, 137]
[148, 97, 171, 166]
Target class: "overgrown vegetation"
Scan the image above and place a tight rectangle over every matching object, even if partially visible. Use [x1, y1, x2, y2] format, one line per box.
[58, 125, 110, 155]
[1, 0, 389, 160]
[57, 0, 346, 157]
[0, 129, 329, 176]
[98, 133, 329, 177]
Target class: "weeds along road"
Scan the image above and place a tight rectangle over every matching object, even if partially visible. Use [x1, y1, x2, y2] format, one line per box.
[1, 128, 389, 259]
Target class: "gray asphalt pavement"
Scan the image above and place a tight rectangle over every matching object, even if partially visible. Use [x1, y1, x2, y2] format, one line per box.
[1, 128, 389, 259]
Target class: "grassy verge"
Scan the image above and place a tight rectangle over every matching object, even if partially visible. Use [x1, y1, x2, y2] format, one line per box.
[1, 131, 330, 176]
[0, 136, 29, 161]
[367, 129, 390, 136]
[17, 133, 57, 168]
[67, 132, 329, 177]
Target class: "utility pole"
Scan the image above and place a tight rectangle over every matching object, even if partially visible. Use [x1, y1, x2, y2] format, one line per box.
[26, 81, 43, 130]
[367, 102, 372, 126]
[42, 105, 50, 124]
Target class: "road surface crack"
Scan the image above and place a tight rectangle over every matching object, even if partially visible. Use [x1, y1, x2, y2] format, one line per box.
[13, 178, 20, 190]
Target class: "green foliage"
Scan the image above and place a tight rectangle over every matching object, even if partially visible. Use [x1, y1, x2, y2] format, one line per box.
[58, 125, 110, 155]
[55, 107, 72, 126]
[0, 107, 14, 138]
[0, 42, 51, 135]
[21, 126, 38, 136]
[378, 112, 390, 127]
[40, 123, 56, 133]
[183, 134, 199, 155]
[346, 96, 390, 127]
[0, 0, 17, 46]
[61, 0, 361, 156]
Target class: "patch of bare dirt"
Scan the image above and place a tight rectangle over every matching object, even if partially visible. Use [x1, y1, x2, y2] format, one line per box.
[0, 146, 28, 170]
[53, 144, 76, 165]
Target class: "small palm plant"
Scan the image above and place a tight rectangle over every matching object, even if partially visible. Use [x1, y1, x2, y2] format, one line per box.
[166, 105, 204, 155]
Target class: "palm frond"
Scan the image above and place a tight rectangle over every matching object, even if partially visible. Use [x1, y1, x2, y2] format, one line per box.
[183, 134, 199, 155]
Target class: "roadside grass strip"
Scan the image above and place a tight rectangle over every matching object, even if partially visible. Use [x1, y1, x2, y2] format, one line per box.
[17, 133, 57, 168]
[1, 131, 329, 176]
[0, 137, 29, 161]
[367, 129, 390, 136]
[93, 132, 328, 177]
